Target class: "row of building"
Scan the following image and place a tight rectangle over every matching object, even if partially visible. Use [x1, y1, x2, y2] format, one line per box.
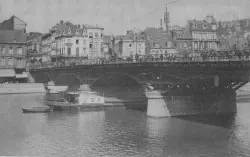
[1, 14, 250, 82]
[25, 14, 250, 62]
[27, 20, 105, 61]
[115, 15, 250, 58]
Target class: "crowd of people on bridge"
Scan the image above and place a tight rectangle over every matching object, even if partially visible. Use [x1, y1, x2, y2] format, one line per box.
[29, 49, 250, 69]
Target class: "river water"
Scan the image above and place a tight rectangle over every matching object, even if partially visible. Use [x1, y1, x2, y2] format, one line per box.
[0, 93, 250, 157]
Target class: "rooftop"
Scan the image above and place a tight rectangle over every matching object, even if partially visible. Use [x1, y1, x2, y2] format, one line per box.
[188, 20, 217, 32]
[0, 30, 26, 43]
[0, 15, 26, 30]
[143, 27, 175, 49]
[103, 35, 113, 43]
[84, 24, 104, 30]
[27, 32, 43, 41]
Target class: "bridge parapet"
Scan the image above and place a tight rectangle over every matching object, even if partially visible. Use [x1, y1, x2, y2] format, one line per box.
[29, 55, 250, 71]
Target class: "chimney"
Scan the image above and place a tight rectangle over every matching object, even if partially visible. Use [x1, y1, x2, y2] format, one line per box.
[60, 20, 63, 24]
[189, 22, 192, 32]
[127, 30, 132, 35]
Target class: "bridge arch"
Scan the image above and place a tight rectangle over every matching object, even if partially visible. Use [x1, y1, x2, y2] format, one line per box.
[91, 73, 144, 87]
[53, 73, 84, 88]
[52, 72, 147, 92]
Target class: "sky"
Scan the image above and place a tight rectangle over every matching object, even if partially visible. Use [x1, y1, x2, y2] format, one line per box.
[0, 0, 250, 35]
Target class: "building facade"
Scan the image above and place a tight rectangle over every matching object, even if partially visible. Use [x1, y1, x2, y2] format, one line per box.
[40, 21, 104, 59]
[0, 16, 28, 82]
[175, 30, 193, 50]
[41, 33, 54, 55]
[0, 30, 27, 82]
[85, 25, 104, 58]
[26, 32, 42, 55]
[117, 31, 146, 58]
[102, 35, 114, 59]
[188, 15, 219, 50]
[143, 27, 176, 57]
[55, 22, 89, 57]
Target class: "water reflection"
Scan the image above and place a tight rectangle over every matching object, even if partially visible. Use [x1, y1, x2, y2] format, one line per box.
[0, 94, 250, 157]
[177, 114, 236, 128]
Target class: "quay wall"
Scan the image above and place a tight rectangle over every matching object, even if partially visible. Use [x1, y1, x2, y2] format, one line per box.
[0, 83, 46, 94]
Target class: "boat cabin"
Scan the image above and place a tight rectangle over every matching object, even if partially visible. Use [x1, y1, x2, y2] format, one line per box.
[63, 91, 105, 105]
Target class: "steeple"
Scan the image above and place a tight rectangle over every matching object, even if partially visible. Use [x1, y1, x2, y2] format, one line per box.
[164, 5, 169, 32]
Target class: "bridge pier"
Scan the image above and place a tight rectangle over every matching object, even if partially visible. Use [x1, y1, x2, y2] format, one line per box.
[145, 88, 237, 118]
[146, 90, 170, 117]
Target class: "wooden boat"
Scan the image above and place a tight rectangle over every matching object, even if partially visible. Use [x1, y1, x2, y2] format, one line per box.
[22, 106, 51, 113]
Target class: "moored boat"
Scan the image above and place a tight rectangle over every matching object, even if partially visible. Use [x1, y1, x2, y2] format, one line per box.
[22, 106, 51, 113]
[47, 91, 114, 111]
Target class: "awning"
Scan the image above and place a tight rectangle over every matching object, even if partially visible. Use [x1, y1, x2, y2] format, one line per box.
[15, 72, 28, 78]
[0, 69, 15, 77]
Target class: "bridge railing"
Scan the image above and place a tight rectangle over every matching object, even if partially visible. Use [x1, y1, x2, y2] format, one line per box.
[28, 55, 250, 69]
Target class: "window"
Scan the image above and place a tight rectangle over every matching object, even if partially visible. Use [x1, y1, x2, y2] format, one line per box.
[8, 58, 13, 65]
[129, 44, 132, 47]
[183, 43, 187, 48]
[76, 30, 79, 35]
[76, 47, 79, 56]
[155, 43, 160, 48]
[16, 58, 22, 65]
[95, 32, 98, 38]
[89, 32, 93, 38]
[83, 48, 87, 54]
[138, 43, 141, 47]
[9, 47, 13, 54]
[0, 58, 5, 65]
[67, 47, 71, 56]
[89, 43, 93, 48]
[167, 42, 172, 48]
[76, 39, 79, 44]
[214, 33, 217, 40]
[101, 33, 103, 37]
[34, 43, 37, 51]
[17, 47, 22, 54]
[68, 29, 71, 34]
[82, 30, 86, 35]
[212, 24, 217, 30]
[0, 46, 4, 54]
[203, 24, 207, 29]
[82, 39, 86, 45]
[94, 42, 98, 50]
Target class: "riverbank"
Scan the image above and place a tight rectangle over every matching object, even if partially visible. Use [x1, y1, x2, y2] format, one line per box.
[0, 83, 46, 94]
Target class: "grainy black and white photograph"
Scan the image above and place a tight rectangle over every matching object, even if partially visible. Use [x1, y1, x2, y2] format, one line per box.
[0, 0, 250, 156]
